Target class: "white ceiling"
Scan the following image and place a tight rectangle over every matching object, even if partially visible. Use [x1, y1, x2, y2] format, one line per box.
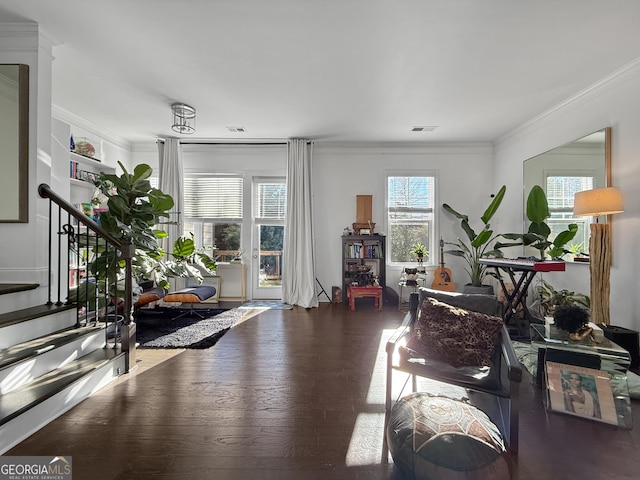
[2, 0, 640, 145]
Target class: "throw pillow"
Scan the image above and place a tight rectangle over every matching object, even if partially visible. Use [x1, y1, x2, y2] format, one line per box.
[412, 297, 503, 367]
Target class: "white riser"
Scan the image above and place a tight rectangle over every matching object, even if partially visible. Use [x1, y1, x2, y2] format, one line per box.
[0, 287, 48, 316]
[0, 310, 76, 349]
[0, 354, 126, 455]
[0, 330, 106, 395]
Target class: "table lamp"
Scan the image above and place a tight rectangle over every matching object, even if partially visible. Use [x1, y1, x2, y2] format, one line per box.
[573, 187, 624, 326]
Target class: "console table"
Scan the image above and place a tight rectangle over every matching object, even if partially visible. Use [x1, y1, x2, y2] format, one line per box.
[348, 285, 383, 311]
[530, 323, 632, 428]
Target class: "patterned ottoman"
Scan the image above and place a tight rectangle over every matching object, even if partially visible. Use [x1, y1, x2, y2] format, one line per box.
[387, 393, 510, 479]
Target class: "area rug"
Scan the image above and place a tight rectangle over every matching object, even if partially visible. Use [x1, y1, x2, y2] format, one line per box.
[240, 301, 293, 310]
[136, 308, 244, 349]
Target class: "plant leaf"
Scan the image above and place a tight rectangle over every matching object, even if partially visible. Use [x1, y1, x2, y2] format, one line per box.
[480, 185, 506, 224]
[526, 185, 550, 223]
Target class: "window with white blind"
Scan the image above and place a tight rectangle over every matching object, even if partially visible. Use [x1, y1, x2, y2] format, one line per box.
[387, 175, 436, 264]
[254, 180, 286, 221]
[546, 175, 594, 255]
[183, 176, 244, 260]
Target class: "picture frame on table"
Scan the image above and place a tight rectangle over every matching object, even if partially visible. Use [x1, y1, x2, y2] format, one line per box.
[346, 260, 359, 273]
[545, 361, 618, 426]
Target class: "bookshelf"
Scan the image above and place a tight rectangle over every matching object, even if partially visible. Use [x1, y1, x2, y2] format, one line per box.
[341, 234, 386, 304]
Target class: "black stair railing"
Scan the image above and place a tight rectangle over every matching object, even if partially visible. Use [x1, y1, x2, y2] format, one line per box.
[38, 183, 135, 371]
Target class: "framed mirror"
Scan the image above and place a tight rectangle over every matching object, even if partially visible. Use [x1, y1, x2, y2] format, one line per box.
[523, 127, 611, 262]
[0, 64, 29, 223]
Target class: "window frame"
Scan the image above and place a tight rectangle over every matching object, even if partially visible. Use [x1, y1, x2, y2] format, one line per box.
[182, 174, 245, 260]
[544, 169, 596, 256]
[385, 171, 438, 267]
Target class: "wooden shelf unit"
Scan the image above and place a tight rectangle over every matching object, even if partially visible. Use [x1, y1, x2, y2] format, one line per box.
[341, 234, 386, 304]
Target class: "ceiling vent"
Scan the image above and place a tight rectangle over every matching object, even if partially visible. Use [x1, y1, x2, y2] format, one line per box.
[226, 126, 247, 133]
[411, 126, 437, 132]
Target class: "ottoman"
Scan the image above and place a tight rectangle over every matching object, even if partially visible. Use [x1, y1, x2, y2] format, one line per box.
[387, 393, 510, 480]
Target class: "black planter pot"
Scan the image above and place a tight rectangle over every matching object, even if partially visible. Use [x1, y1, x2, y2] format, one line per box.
[462, 284, 494, 295]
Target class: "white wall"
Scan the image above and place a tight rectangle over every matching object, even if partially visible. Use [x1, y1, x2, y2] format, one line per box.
[0, 24, 56, 313]
[131, 141, 494, 301]
[311, 142, 495, 299]
[495, 58, 640, 331]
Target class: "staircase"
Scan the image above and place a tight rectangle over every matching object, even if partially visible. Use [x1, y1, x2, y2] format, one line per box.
[0, 289, 126, 454]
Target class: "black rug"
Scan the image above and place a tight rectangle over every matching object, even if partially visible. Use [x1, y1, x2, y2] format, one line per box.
[136, 308, 244, 349]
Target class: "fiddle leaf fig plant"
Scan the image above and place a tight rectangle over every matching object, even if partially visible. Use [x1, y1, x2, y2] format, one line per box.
[153, 234, 217, 290]
[496, 185, 578, 260]
[442, 185, 506, 287]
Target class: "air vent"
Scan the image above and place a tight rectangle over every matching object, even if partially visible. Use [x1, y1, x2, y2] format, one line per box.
[226, 126, 247, 133]
[411, 126, 438, 132]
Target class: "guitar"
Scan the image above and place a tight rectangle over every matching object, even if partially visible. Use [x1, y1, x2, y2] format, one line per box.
[431, 239, 455, 292]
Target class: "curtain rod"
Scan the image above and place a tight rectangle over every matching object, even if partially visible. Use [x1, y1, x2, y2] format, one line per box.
[156, 139, 312, 145]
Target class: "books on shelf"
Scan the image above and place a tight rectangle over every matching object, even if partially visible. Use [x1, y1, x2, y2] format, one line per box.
[70, 160, 99, 184]
[344, 242, 382, 258]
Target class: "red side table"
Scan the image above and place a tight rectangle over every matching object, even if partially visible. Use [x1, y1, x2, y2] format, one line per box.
[348, 285, 383, 311]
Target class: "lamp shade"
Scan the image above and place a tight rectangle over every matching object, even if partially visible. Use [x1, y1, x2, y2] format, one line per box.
[573, 187, 624, 217]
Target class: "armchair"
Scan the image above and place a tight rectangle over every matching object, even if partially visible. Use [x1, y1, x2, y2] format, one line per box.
[385, 288, 522, 454]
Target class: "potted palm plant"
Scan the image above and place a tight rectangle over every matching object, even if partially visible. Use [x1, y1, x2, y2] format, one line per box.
[442, 185, 506, 294]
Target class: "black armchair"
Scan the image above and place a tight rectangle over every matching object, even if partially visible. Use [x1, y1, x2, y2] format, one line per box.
[385, 288, 522, 454]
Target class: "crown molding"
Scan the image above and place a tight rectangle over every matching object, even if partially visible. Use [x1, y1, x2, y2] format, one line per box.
[498, 55, 640, 145]
[52, 105, 131, 151]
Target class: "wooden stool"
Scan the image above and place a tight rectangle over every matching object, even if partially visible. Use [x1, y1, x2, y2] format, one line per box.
[348, 285, 383, 311]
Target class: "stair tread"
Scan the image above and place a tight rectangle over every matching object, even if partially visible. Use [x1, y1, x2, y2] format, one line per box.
[0, 325, 105, 371]
[0, 348, 122, 426]
[0, 304, 76, 328]
[0, 283, 39, 296]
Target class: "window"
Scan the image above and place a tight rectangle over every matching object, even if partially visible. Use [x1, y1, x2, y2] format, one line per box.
[387, 175, 435, 264]
[253, 178, 286, 286]
[546, 175, 593, 256]
[254, 181, 286, 221]
[183, 176, 243, 260]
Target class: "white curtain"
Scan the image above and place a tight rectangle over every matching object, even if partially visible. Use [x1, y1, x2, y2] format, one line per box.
[158, 138, 184, 257]
[282, 139, 318, 308]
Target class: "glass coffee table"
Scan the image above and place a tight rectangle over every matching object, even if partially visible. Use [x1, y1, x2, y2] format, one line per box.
[530, 323, 632, 428]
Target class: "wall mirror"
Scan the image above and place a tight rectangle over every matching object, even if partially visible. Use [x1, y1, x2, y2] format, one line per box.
[523, 127, 611, 262]
[0, 64, 29, 223]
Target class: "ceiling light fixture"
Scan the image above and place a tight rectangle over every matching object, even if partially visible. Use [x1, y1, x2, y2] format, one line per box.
[411, 126, 438, 132]
[171, 103, 196, 134]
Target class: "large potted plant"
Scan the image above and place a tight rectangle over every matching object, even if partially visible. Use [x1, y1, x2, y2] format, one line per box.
[442, 185, 506, 294]
[71, 163, 175, 314]
[496, 185, 578, 260]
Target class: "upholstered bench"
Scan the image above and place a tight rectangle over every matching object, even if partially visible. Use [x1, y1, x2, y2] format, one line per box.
[387, 392, 510, 480]
[163, 285, 217, 319]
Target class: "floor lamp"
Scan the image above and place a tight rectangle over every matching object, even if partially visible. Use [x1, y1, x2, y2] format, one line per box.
[573, 187, 624, 326]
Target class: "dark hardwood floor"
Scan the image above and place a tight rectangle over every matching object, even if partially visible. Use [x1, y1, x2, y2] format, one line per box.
[5, 303, 640, 479]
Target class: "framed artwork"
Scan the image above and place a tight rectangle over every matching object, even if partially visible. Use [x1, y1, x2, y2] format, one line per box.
[346, 260, 359, 273]
[545, 361, 618, 426]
